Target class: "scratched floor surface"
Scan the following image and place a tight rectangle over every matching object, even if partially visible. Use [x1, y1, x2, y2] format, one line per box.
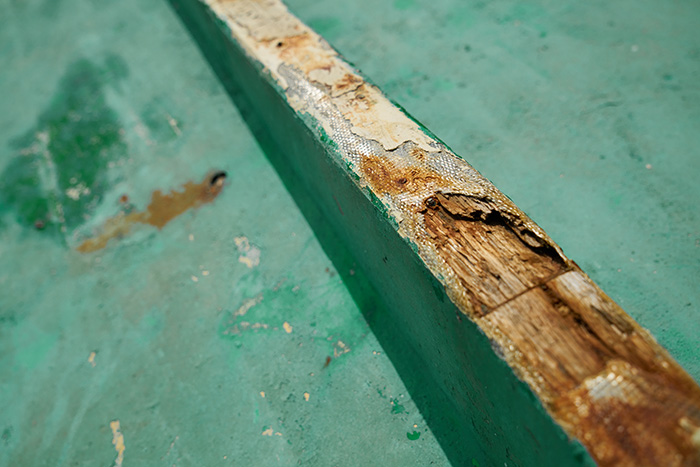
[0, 0, 449, 465]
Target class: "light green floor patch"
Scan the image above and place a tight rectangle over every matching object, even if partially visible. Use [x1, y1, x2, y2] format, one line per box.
[0, 0, 448, 465]
[285, 0, 700, 381]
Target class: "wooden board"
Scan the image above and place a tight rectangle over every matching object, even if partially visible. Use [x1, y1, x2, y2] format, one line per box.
[172, 0, 700, 464]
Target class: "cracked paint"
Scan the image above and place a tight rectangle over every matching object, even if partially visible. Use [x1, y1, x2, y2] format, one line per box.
[201, 1, 700, 464]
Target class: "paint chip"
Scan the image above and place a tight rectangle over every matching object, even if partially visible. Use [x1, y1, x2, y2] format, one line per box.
[88, 351, 97, 367]
[110, 420, 125, 467]
[333, 340, 350, 357]
[234, 294, 263, 318]
[260, 391, 265, 398]
[262, 427, 274, 436]
[66, 183, 91, 201]
[166, 114, 181, 136]
[283, 322, 293, 334]
[304, 392, 310, 401]
[235, 236, 261, 268]
[645, 163, 652, 169]
[191, 275, 199, 282]
[202, 270, 210, 276]
[189, 234, 194, 241]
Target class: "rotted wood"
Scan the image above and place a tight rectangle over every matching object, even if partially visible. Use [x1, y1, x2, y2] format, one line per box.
[174, 0, 700, 464]
[424, 193, 700, 465]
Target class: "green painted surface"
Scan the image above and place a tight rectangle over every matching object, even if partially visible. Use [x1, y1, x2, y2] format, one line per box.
[285, 0, 700, 382]
[2, 0, 698, 465]
[171, 1, 594, 465]
[0, 0, 449, 465]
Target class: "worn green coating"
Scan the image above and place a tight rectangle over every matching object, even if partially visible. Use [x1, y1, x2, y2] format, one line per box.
[0, 0, 448, 465]
[2, 0, 698, 466]
[170, 0, 594, 465]
[285, 0, 700, 382]
[1, 57, 127, 237]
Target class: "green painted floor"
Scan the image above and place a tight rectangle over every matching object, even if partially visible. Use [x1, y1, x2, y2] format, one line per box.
[1, 0, 699, 465]
[285, 0, 700, 381]
[0, 0, 448, 465]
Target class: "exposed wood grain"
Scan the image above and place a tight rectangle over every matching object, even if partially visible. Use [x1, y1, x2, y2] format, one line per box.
[182, 1, 700, 464]
[425, 193, 700, 466]
[424, 193, 567, 315]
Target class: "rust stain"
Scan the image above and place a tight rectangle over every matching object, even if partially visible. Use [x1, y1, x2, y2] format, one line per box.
[203, 0, 700, 464]
[265, 33, 334, 76]
[332, 73, 363, 96]
[342, 83, 375, 111]
[345, 90, 375, 112]
[358, 153, 447, 199]
[552, 360, 700, 466]
[422, 192, 700, 465]
[77, 171, 226, 253]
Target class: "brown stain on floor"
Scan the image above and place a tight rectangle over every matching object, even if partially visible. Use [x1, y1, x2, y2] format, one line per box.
[77, 171, 226, 253]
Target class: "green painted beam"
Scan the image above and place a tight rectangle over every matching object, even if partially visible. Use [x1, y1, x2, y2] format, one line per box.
[169, 0, 700, 465]
[283, 0, 700, 384]
[2, 0, 698, 465]
[0, 0, 451, 465]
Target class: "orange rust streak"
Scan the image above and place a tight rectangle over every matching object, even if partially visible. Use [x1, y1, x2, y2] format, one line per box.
[359, 153, 447, 198]
[77, 173, 225, 253]
[332, 73, 363, 95]
[265, 33, 337, 76]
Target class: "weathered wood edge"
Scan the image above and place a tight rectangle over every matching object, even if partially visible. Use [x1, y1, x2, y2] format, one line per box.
[176, 0, 700, 465]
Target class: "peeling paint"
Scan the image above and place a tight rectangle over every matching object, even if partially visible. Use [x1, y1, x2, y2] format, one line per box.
[220, 293, 267, 336]
[234, 236, 261, 268]
[202, 0, 700, 464]
[166, 113, 182, 136]
[283, 321, 292, 334]
[65, 183, 91, 201]
[234, 294, 263, 318]
[204, 0, 562, 322]
[109, 420, 125, 467]
[333, 340, 350, 358]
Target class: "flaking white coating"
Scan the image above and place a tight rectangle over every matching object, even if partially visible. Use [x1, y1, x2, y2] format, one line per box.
[208, 0, 437, 153]
[204, 0, 565, 317]
[200, 4, 700, 464]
